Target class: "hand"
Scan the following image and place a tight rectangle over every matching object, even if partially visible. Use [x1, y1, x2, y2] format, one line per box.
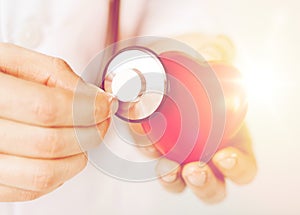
[130, 122, 257, 204]
[129, 33, 257, 204]
[0, 43, 114, 202]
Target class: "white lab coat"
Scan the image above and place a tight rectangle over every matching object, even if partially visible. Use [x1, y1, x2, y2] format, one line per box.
[0, 0, 213, 215]
[1, 0, 299, 215]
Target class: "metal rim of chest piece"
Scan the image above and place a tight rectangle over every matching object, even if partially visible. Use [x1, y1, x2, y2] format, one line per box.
[102, 46, 167, 123]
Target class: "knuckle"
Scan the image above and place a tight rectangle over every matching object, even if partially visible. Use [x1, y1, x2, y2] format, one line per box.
[32, 94, 58, 125]
[33, 163, 57, 191]
[97, 120, 110, 139]
[35, 129, 64, 158]
[95, 93, 110, 121]
[82, 154, 88, 167]
[51, 57, 71, 72]
[78, 153, 88, 169]
[61, 154, 87, 179]
[77, 153, 88, 171]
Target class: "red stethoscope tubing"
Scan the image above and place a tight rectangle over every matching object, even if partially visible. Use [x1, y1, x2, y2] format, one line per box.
[105, 0, 120, 52]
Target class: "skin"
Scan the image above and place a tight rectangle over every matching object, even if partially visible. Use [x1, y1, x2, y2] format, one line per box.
[130, 97, 257, 205]
[0, 33, 257, 203]
[0, 43, 114, 202]
[129, 33, 257, 204]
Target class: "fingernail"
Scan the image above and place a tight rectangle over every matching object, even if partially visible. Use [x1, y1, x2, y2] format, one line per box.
[217, 156, 237, 169]
[94, 90, 114, 123]
[184, 162, 208, 187]
[145, 145, 156, 153]
[109, 96, 119, 115]
[198, 161, 207, 168]
[161, 173, 177, 183]
[187, 170, 207, 187]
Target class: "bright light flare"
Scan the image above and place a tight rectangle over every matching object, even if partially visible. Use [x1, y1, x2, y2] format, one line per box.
[239, 60, 284, 109]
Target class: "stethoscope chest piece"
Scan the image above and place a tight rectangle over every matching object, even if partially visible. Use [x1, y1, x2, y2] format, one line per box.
[103, 47, 167, 122]
[100, 43, 246, 164]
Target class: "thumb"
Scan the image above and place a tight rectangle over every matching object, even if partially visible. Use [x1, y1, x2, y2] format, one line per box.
[0, 42, 80, 90]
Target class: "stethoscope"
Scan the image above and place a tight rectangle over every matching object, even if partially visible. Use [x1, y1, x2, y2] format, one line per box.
[95, 0, 247, 165]
[103, 0, 167, 123]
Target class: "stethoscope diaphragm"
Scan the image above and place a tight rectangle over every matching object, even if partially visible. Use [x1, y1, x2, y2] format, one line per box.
[102, 46, 167, 122]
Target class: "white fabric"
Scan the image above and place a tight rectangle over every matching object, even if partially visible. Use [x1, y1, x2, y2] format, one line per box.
[0, 1, 209, 215]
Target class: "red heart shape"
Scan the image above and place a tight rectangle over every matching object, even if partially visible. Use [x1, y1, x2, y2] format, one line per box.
[141, 52, 247, 164]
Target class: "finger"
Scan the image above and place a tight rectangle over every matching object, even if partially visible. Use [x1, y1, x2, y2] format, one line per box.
[0, 183, 62, 202]
[0, 72, 114, 126]
[182, 162, 226, 204]
[0, 153, 87, 192]
[0, 43, 79, 90]
[128, 122, 161, 158]
[212, 147, 257, 185]
[222, 123, 254, 156]
[127, 99, 161, 158]
[0, 118, 109, 158]
[155, 158, 185, 193]
[213, 124, 257, 184]
[174, 33, 235, 62]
